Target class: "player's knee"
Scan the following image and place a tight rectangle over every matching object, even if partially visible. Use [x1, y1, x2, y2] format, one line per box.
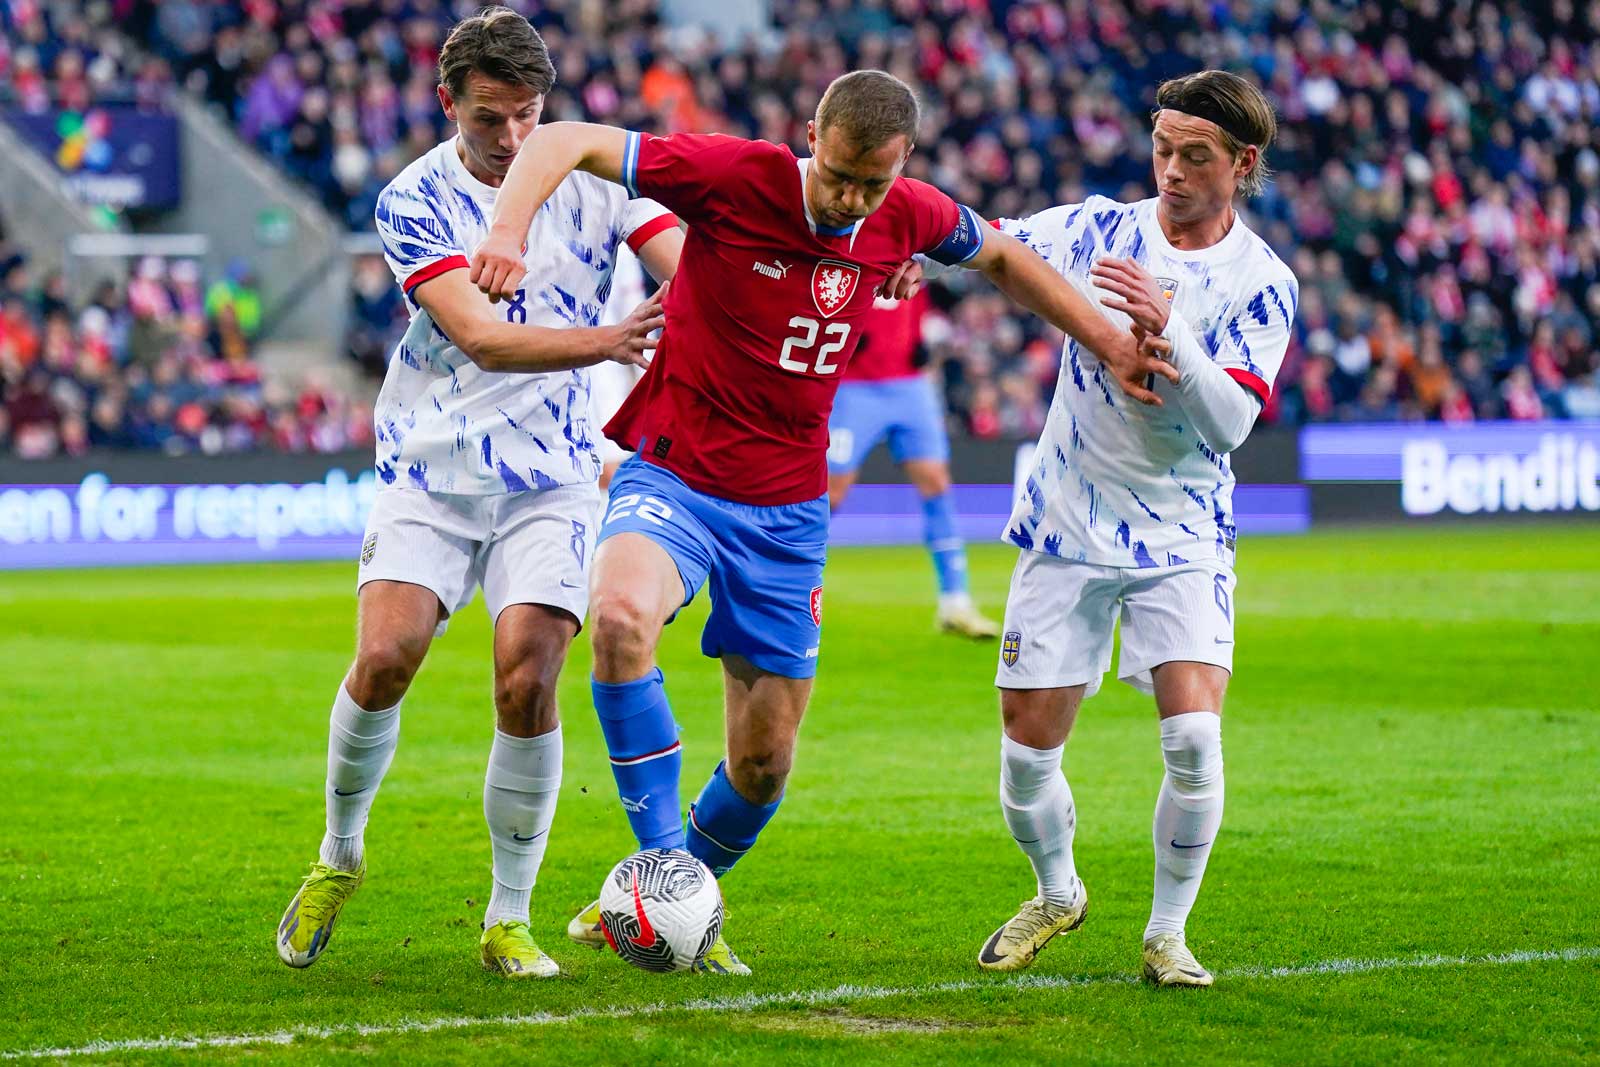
[494, 654, 560, 735]
[727, 751, 791, 806]
[348, 636, 426, 709]
[1160, 712, 1223, 793]
[589, 591, 659, 671]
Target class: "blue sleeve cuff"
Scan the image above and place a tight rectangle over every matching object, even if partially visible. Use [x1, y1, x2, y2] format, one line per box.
[621, 131, 642, 198]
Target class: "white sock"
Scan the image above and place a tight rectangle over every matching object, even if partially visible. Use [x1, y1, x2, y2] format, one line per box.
[938, 591, 975, 613]
[319, 684, 401, 871]
[483, 726, 562, 927]
[1000, 733, 1080, 907]
[1146, 712, 1224, 941]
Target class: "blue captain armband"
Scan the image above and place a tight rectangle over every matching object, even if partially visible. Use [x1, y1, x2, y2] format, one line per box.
[926, 204, 986, 266]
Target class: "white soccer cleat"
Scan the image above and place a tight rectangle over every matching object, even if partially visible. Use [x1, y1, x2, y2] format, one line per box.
[1142, 932, 1214, 987]
[937, 596, 1001, 640]
[977, 882, 1088, 972]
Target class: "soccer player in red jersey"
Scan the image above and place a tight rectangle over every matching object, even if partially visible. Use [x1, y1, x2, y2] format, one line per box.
[471, 70, 1175, 974]
[826, 291, 1001, 638]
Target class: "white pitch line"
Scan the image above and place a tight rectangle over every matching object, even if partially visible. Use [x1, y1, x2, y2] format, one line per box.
[5, 945, 1597, 1061]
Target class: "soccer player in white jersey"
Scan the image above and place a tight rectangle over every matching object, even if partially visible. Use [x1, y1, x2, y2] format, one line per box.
[590, 249, 648, 489]
[975, 72, 1297, 987]
[274, 7, 683, 979]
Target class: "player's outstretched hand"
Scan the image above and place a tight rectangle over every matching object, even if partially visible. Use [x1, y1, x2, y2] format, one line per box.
[1090, 257, 1172, 336]
[601, 282, 668, 368]
[1098, 325, 1179, 406]
[880, 258, 924, 300]
[470, 231, 528, 303]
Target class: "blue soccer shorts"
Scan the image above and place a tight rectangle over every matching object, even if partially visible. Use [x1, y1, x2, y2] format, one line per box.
[598, 458, 829, 679]
[826, 376, 950, 475]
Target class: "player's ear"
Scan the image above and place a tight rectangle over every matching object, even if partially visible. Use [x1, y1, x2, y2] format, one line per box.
[1234, 144, 1258, 185]
[806, 120, 818, 154]
[437, 83, 455, 122]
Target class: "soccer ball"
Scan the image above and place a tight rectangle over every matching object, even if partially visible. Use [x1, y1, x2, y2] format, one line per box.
[597, 848, 723, 972]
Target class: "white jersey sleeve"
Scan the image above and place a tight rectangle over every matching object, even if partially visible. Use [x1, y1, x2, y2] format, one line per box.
[619, 197, 678, 252]
[1196, 277, 1298, 404]
[375, 179, 468, 295]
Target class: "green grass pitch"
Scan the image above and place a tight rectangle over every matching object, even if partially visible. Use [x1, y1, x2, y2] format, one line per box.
[3, 524, 1598, 1064]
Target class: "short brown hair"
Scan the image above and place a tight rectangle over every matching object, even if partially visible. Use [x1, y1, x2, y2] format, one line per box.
[1155, 71, 1277, 197]
[815, 70, 920, 151]
[439, 6, 555, 100]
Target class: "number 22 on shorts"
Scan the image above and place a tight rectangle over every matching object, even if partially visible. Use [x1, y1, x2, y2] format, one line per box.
[607, 493, 674, 526]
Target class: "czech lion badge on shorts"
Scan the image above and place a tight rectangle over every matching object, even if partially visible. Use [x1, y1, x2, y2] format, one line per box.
[1002, 630, 1022, 668]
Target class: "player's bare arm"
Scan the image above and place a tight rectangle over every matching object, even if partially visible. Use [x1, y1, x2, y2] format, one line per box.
[965, 227, 1179, 406]
[413, 268, 664, 373]
[471, 122, 632, 299]
[634, 225, 685, 284]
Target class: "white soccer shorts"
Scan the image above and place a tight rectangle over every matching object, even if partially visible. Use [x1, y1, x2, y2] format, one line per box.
[994, 550, 1236, 695]
[356, 485, 601, 633]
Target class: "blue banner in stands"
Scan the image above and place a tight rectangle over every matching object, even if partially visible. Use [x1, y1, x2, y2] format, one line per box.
[5, 107, 181, 208]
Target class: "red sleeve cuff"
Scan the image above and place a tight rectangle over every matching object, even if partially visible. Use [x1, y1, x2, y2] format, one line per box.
[1225, 367, 1271, 403]
[626, 213, 680, 253]
[989, 218, 1002, 229]
[403, 255, 469, 294]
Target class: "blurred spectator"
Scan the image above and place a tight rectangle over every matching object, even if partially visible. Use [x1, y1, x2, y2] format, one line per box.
[10, 0, 1600, 434]
[205, 259, 263, 339]
[0, 238, 369, 460]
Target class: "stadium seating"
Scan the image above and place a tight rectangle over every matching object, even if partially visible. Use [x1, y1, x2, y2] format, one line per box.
[3, 0, 1597, 458]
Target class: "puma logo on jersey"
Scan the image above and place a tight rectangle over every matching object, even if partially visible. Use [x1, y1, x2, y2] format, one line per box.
[752, 259, 793, 280]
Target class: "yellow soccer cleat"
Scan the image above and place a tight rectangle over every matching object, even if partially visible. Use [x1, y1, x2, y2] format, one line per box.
[977, 883, 1088, 972]
[567, 898, 606, 949]
[937, 598, 1001, 640]
[481, 919, 560, 978]
[691, 933, 751, 976]
[1142, 932, 1214, 987]
[276, 861, 364, 968]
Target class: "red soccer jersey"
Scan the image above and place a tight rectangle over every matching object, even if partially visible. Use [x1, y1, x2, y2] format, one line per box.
[842, 290, 929, 382]
[608, 131, 983, 505]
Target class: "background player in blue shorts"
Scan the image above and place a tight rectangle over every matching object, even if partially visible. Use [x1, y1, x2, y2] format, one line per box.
[827, 291, 1000, 638]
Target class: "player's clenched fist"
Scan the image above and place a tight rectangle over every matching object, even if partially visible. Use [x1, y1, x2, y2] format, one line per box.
[470, 230, 528, 302]
[597, 282, 668, 369]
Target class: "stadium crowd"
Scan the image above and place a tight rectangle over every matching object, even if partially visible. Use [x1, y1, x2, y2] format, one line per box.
[0, 218, 370, 460]
[4, 0, 1599, 457]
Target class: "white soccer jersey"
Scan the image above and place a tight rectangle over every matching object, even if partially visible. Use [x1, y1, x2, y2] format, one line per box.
[998, 196, 1298, 568]
[372, 137, 676, 494]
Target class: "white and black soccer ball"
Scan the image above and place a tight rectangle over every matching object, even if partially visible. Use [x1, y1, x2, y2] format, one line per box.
[597, 848, 723, 972]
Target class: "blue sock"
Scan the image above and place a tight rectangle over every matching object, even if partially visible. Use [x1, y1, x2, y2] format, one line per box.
[922, 491, 968, 596]
[685, 761, 781, 877]
[592, 669, 685, 850]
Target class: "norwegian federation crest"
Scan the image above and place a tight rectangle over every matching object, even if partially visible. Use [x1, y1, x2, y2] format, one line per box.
[1155, 277, 1179, 303]
[1002, 630, 1022, 668]
[811, 260, 861, 319]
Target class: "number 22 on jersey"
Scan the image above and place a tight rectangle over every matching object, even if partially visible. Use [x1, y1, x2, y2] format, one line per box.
[779, 316, 850, 375]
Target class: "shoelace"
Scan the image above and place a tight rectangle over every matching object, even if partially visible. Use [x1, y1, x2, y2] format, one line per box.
[1149, 934, 1198, 967]
[298, 865, 359, 924]
[1008, 898, 1064, 941]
